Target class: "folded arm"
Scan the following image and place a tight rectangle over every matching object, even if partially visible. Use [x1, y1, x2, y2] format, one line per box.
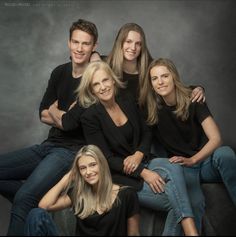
[41, 100, 85, 131]
[39, 172, 72, 212]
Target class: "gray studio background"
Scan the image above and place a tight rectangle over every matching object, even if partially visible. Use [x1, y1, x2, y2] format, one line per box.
[0, 0, 235, 235]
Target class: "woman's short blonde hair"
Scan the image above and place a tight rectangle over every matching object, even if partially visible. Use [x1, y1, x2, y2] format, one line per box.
[76, 61, 126, 108]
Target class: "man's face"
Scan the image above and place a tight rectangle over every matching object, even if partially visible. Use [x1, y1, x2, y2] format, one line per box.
[68, 29, 97, 65]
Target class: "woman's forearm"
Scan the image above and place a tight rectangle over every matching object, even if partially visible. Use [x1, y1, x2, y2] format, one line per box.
[39, 172, 70, 209]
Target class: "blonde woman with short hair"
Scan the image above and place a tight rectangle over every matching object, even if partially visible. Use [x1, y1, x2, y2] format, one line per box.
[79, 61, 199, 236]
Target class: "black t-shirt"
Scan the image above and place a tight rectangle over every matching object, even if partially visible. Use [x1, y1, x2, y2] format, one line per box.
[39, 62, 86, 151]
[101, 55, 140, 102]
[70, 187, 139, 236]
[120, 71, 139, 102]
[153, 101, 211, 157]
[117, 120, 134, 149]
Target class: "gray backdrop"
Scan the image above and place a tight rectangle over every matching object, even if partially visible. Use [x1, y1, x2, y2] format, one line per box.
[0, 0, 235, 235]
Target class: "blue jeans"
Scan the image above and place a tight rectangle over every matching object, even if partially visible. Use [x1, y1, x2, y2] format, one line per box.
[137, 158, 197, 236]
[199, 146, 236, 206]
[146, 146, 236, 236]
[24, 208, 59, 236]
[0, 142, 76, 236]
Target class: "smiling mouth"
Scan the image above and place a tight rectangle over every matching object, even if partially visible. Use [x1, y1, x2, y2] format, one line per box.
[86, 175, 97, 181]
[74, 53, 84, 58]
[100, 90, 110, 95]
[126, 51, 136, 55]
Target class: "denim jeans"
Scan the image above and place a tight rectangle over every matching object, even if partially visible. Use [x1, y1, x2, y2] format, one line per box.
[24, 208, 59, 236]
[199, 146, 236, 205]
[145, 146, 236, 236]
[137, 158, 197, 236]
[0, 142, 76, 236]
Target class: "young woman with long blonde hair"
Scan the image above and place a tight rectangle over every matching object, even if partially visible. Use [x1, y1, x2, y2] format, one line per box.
[97, 22, 205, 103]
[140, 58, 236, 234]
[79, 61, 199, 236]
[24, 145, 140, 236]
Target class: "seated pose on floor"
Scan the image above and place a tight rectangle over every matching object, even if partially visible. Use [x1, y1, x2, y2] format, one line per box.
[24, 144, 140, 236]
[139, 57, 236, 234]
[78, 61, 199, 236]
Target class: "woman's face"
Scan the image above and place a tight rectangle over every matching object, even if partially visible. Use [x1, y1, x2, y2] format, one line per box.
[91, 69, 115, 103]
[150, 65, 175, 100]
[78, 155, 99, 186]
[122, 31, 142, 62]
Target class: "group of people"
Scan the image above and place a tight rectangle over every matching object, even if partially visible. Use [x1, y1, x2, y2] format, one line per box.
[0, 18, 236, 236]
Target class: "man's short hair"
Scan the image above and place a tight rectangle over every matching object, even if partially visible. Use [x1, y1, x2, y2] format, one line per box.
[69, 19, 98, 44]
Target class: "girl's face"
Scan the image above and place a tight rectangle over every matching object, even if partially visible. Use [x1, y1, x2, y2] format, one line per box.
[150, 65, 176, 102]
[91, 69, 115, 103]
[78, 155, 99, 187]
[122, 31, 142, 62]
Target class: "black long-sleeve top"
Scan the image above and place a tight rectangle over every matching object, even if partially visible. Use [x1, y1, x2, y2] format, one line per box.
[39, 62, 86, 151]
[81, 94, 152, 190]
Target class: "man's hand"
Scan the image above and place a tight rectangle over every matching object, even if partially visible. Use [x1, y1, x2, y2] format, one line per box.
[48, 100, 59, 114]
[48, 100, 65, 129]
[68, 101, 77, 110]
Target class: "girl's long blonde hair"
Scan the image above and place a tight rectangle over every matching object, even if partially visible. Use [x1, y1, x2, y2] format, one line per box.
[106, 23, 152, 97]
[139, 58, 192, 125]
[65, 145, 114, 219]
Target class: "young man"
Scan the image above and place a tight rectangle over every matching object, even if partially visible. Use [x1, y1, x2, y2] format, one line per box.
[0, 19, 98, 235]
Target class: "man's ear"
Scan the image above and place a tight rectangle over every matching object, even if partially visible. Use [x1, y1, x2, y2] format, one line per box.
[92, 42, 98, 51]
